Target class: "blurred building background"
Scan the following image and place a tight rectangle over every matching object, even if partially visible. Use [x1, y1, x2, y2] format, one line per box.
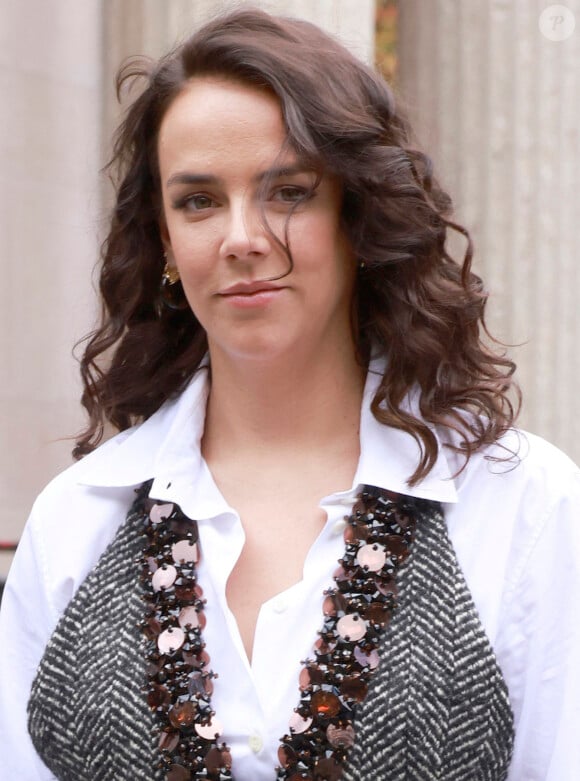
[1, 0, 579, 579]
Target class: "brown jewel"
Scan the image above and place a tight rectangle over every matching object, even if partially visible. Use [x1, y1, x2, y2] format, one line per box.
[182, 649, 210, 668]
[188, 671, 213, 697]
[339, 676, 368, 702]
[314, 756, 342, 781]
[365, 601, 391, 627]
[220, 747, 233, 770]
[299, 665, 326, 691]
[322, 594, 347, 616]
[343, 522, 369, 544]
[278, 743, 298, 768]
[166, 764, 191, 781]
[174, 581, 200, 602]
[168, 701, 197, 729]
[384, 533, 411, 561]
[148, 683, 172, 709]
[314, 637, 337, 654]
[159, 729, 180, 751]
[310, 691, 341, 718]
[376, 577, 398, 598]
[205, 746, 229, 773]
[143, 616, 162, 640]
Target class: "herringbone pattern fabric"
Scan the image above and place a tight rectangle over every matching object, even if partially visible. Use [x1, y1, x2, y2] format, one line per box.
[28, 489, 513, 780]
[342, 502, 514, 780]
[28, 488, 162, 781]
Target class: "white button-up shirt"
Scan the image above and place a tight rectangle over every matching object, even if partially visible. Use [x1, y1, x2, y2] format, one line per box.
[1, 362, 579, 780]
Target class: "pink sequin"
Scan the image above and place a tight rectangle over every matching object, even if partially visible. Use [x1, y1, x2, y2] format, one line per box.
[149, 503, 174, 524]
[336, 613, 367, 641]
[152, 565, 177, 592]
[178, 606, 199, 629]
[356, 543, 386, 572]
[289, 712, 313, 734]
[195, 717, 223, 740]
[171, 539, 199, 564]
[354, 645, 380, 669]
[157, 626, 185, 654]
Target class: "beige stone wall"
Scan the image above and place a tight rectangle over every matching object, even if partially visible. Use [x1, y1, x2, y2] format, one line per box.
[398, 0, 580, 462]
[0, 0, 102, 577]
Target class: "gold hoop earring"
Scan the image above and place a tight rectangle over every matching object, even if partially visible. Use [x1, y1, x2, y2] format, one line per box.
[162, 262, 181, 286]
[158, 259, 189, 312]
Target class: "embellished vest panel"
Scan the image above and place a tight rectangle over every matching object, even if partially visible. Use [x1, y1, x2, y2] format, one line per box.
[28, 488, 514, 780]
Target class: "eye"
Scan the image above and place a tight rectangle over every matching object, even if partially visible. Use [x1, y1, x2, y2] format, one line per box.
[186, 194, 215, 211]
[175, 193, 216, 212]
[272, 186, 310, 204]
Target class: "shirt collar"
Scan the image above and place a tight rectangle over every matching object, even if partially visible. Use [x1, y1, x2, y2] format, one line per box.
[77, 357, 457, 507]
[354, 360, 457, 502]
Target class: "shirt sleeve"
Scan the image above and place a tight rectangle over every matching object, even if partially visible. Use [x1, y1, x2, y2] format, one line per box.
[0, 510, 58, 781]
[499, 469, 580, 780]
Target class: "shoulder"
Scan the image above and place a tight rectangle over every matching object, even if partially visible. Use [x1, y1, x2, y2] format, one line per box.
[443, 426, 579, 625]
[441, 427, 579, 680]
[32, 429, 135, 507]
[444, 425, 579, 510]
[442, 424, 579, 593]
[24, 429, 148, 618]
[28, 428, 140, 546]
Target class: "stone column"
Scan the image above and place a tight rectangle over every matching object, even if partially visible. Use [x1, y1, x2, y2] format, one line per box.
[0, 0, 102, 576]
[398, 0, 580, 462]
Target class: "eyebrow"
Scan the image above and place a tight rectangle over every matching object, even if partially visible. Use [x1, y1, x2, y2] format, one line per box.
[165, 163, 315, 189]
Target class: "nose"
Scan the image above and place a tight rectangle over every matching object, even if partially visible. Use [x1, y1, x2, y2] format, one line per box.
[219, 196, 272, 261]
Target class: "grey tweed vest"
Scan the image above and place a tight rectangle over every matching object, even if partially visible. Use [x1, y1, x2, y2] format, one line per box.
[28, 491, 514, 780]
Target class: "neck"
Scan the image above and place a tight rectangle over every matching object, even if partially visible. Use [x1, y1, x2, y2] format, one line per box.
[202, 343, 366, 462]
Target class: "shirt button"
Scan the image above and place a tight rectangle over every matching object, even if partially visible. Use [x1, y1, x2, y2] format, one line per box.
[248, 733, 263, 753]
[272, 597, 288, 614]
[332, 519, 348, 535]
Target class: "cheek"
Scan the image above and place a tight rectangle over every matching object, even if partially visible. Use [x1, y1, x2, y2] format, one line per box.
[290, 213, 342, 262]
[167, 223, 219, 271]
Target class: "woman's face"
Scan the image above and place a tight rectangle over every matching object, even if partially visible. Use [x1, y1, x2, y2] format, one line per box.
[157, 76, 357, 366]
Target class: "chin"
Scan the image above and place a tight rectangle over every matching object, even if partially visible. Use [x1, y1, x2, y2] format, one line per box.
[210, 333, 299, 366]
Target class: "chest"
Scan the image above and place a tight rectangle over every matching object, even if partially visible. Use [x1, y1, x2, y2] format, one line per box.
[224, 495, 332, 661]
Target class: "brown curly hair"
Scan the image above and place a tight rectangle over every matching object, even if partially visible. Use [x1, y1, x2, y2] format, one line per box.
[74, 7, 519, 484]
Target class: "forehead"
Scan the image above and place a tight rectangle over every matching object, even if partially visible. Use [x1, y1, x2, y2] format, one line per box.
[157, 76, 291, 175]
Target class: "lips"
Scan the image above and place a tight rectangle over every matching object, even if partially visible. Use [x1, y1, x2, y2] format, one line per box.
[218, 281, 283, 297]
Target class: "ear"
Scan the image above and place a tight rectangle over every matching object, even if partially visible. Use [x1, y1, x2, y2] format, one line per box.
[159, 214, 172, 256]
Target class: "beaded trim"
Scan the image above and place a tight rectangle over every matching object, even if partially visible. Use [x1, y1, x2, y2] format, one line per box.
[139, 485, 420, 781]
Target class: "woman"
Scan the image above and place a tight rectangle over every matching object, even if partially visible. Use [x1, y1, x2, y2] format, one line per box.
[0, 8, 578, 781]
